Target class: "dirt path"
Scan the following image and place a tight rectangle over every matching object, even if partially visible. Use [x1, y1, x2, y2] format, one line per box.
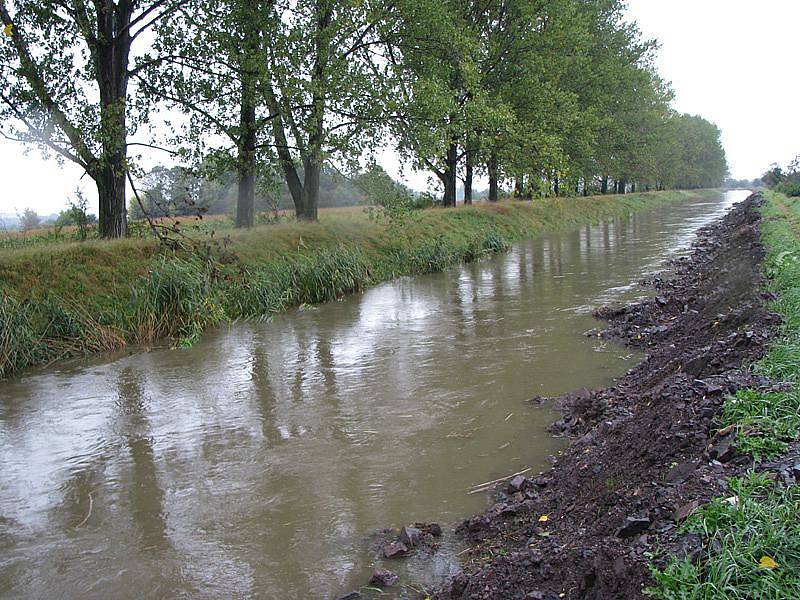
[433, 193, 781, 599]
[771, 194, 800, 237]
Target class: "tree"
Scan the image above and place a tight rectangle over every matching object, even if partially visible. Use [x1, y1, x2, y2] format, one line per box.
[261, 0, 399, 220]
[18, 207, 40, 231]
[55, 190, 96, 239]
[142, 0, 274, 228]
[385, 0, 491, 207]
[0, 1, 183, 238]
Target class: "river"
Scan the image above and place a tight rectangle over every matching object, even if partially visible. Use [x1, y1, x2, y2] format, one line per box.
[0, 190, 749, 598]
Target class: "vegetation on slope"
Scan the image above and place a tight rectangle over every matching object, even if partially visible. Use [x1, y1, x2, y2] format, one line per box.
[0, 190, 711, 378]
[649, 190, 800, 599]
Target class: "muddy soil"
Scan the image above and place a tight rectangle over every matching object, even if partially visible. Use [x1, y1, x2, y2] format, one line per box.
[433, 193, 782, 599]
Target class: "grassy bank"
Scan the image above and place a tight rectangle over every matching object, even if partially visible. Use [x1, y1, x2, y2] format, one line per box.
[650, 190, 800, 599]
[0, 190, 716, 378]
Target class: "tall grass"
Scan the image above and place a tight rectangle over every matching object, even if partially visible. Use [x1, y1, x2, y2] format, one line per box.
[0, 291, 124, 378]
[129, 255, 226, 346]
[0, 191, 718, 377]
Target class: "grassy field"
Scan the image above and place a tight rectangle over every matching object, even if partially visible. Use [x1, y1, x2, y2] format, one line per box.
[650, 190, 800, 599]
[0, 190, 717, 378]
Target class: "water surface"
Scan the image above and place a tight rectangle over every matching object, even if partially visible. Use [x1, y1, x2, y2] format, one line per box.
[0, 191, 748, 598]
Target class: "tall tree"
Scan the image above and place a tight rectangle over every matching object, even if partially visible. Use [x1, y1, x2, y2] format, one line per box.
[0, 1, 183, 237]
[141, 0, 274, 228]
[263, 0, 399, 220]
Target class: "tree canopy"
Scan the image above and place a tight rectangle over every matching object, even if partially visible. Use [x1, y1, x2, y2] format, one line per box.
[0, 0, 728, 237]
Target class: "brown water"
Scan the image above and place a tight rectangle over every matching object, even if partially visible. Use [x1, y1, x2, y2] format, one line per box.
[0, 191, 747, 599]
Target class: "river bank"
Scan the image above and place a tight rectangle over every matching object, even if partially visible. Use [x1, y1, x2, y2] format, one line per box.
[0, 190, 714, 378]
[429, 192, 790, 599]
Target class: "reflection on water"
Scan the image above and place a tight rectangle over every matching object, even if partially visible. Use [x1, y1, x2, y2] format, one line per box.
[0, 191, 747, 598]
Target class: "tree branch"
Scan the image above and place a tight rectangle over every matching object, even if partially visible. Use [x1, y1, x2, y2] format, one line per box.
[0, 1, 96, 170]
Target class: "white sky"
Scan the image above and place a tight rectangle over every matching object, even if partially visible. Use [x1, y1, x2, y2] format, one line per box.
[1, 0, 798, 216]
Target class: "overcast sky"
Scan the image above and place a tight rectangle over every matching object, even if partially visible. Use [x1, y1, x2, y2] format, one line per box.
[1, 0, 798, 216]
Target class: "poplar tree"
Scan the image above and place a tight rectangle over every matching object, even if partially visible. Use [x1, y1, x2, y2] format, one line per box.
[0, 0, 184, 237]
[140, 0, 273, 228]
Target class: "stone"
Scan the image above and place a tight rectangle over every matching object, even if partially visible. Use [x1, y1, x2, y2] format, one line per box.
[673, 500, 699, 522]
[616, 517, 651, 538]
[413, 521, 443, 537]
[399, 526, 422, 547]
[336, 593, 362, 600]
[369, 568, 398, 587]
[382, 541, 409, 558]
[707, 432, 736, 462]
[508, 475, 526, 493]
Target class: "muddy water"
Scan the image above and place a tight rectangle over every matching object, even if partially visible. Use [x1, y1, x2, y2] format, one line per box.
[0, 191, 747, 599]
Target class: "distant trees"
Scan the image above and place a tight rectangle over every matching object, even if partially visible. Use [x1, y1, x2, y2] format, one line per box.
[651, 113, 728, 191]
[18, 207, 40, 231]
[0, 0, 730, 238]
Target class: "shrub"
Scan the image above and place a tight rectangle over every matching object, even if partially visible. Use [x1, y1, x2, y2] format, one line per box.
[775, 182, 800, 197]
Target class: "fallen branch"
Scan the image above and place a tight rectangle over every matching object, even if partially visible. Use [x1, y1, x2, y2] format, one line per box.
[467, 467, 531, 495]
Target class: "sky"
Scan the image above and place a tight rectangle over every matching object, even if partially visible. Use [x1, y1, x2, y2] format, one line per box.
[1, 0, 799, 217]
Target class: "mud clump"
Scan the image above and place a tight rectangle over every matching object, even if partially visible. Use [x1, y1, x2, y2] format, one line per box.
[434, 194, 780, 599]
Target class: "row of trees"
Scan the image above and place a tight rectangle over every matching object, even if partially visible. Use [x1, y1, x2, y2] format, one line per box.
[0, 0, 727, 238]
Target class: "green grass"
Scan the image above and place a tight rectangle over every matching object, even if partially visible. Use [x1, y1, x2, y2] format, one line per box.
[649, 473, 800, 600]
[0, 190, 718, 378]
[715, 191, 800, 460]
[649, 191, 800, 599]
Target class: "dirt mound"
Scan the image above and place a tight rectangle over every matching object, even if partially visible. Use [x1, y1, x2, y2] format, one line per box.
[434, 194, 781, 599]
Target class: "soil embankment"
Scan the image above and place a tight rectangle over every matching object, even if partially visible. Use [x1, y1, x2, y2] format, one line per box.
[0, 190, 713, 378]
[435, 193, 779, 599]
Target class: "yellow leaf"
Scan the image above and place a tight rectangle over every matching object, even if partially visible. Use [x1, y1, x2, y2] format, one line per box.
[759, 555, 778, 570]
[2, 23, 12, 37]
[538, 514, 549, 523]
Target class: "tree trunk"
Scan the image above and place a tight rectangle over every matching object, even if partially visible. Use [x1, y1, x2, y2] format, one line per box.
[514, 177, 524, 198]
[631, 182, 636, 193]
[95, 2, 133, 238]
[235, 85, 257, 228]
[443, 141, 458, 207]
[583, 178, 589, 197]
[299, 0, 333, 221]
[554, 175, 560, 197]
[463, 145, 473, 205]
[301, 157, 321, 220]
[601, 176, 609, 195]
[488, 154, 499, 202]
[96, 164, 127, 238]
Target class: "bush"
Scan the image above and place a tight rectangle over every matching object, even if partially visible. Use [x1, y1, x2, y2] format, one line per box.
[775, 182, 800, 197]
